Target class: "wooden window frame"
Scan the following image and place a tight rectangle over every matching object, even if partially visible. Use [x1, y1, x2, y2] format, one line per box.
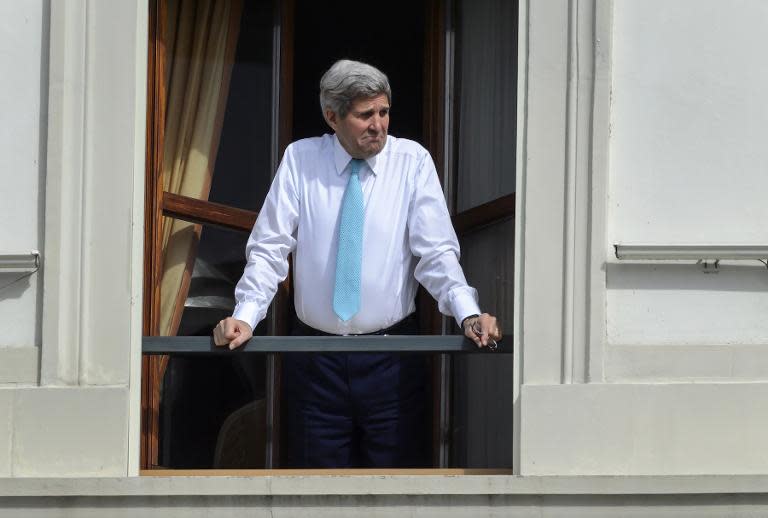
[141, 0, 294, 470]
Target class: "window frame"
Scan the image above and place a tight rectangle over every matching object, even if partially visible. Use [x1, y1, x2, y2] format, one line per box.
[141, 0, 289, 470]
[141, 0, 518, 473]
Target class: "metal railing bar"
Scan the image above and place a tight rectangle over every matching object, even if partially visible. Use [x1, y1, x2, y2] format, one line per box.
[142, 335, 509, 354]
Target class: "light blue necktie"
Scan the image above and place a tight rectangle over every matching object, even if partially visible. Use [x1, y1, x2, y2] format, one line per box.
[333, 158, 365, 321]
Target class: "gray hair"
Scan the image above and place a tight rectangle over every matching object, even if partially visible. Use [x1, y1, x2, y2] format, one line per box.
[319, 60, 391, 119]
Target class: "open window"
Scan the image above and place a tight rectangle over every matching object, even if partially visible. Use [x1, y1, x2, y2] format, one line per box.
[142, 0, 517, 471]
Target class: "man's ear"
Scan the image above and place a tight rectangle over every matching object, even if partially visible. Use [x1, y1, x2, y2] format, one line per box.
[324, 108, 338, 131]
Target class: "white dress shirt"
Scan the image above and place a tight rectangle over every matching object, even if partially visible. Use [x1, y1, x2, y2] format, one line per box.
[233, 134, 481, 335]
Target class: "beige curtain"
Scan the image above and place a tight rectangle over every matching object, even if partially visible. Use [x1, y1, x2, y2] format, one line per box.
[159, 0, 242, 336]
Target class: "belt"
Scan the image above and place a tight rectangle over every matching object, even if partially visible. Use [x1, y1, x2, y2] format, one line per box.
[293, 313, 418, 337]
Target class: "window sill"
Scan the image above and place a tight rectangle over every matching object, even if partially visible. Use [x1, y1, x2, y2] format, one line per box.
[3, 473, 768, 497]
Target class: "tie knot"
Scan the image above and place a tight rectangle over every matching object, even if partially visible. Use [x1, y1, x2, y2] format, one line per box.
[349, 159, 364, 175]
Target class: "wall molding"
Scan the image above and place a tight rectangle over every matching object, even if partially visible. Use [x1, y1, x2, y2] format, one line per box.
[586, 0, 612, 383]
[35, 0, 145, 476]
[518, 0, 613, 385]
[41, 0, 88, 386]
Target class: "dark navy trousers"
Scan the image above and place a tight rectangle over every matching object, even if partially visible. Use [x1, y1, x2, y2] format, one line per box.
[281, 315, 430, 468]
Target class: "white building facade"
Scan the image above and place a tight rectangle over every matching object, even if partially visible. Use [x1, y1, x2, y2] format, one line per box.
[2, 0, 768, 515]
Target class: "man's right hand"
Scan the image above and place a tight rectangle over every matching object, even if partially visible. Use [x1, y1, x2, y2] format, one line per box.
[213, 317, 253, 350]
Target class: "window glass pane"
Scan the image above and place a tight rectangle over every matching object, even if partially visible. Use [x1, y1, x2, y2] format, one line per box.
[158, 220, 268, 468]
[164, 0, 274, 211]
[159, 353, 268, 468]
[181, 222, 257, 334]
[451, 218, 514, 468]
[456, 0, 517, 212]
[159, 218, 265, 337]
[151, 0, 274, 470]
[208, 0, 274, 211]
[459, 218, 514, 328]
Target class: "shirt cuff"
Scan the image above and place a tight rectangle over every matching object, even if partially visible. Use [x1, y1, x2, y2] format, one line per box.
[232, 301, 266, 332]
[443, 286, 482, 328]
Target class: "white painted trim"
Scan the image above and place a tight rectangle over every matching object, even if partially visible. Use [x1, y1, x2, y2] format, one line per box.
[614, 244, 768, 261]
[0, 348, 40, 384]
[127, 0, 148, 478]
[518, 0, 612, 386]
[519, 0, 570, 385]
[565, 0, 594, 384]
[587, 0, 613, 382]
[3, 473, 768, 497]
[512, 0, 529, 477]
[32, 0, 143, 475]
[560, 0, 614, 385]
[0, 252, 41, 273]
[562, 0, 578, 384]
[41, 0, 88, 386]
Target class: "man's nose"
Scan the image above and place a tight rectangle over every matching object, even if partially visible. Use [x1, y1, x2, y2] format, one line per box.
[368, 115, 383, 132]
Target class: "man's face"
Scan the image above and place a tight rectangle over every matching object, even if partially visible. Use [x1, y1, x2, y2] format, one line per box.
[325, 94, 390, 159]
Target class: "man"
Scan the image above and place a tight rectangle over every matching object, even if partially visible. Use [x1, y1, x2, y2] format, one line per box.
[213, 59, 502, 467]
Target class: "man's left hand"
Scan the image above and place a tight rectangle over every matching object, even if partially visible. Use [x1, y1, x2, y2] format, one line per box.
[463, 313, 502, 348]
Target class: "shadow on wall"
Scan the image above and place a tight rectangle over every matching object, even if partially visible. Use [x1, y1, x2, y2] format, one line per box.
[0, 273, 36, 301]
[607, 263, 768, 292]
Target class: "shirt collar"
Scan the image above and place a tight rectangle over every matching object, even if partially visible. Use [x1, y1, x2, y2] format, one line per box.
[332, 134, 386, 176]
